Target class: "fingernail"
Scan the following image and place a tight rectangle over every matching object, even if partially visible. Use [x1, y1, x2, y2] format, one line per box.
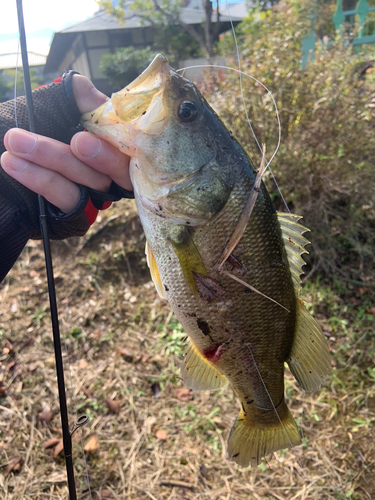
[1, 152, 29, 172]
[75, 132, 102, 158]
[7, 129, 37, 154]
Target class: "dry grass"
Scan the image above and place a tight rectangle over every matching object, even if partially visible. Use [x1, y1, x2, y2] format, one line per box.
[0, 200, 374, 500]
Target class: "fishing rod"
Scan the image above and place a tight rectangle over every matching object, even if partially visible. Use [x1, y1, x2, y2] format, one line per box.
[15, 1, 88, 498]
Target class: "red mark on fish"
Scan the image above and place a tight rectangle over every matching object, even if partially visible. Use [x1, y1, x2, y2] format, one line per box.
[204, 342, 227, 362]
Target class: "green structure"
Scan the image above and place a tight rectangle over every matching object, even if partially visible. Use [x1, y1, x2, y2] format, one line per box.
[302, 0, 375, 67]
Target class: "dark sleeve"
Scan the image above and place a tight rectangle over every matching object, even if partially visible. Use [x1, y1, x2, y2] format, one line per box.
[0, 73, 134, 283]
[0, 73, 91, 282]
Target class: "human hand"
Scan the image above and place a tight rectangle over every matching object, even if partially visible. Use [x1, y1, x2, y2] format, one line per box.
[0, 75, 132, 213]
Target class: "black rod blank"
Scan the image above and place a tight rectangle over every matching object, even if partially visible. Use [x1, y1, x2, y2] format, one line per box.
[15, 1, 77, 498]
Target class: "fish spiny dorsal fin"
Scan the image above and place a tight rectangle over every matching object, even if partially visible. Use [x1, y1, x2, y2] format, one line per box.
[277, 212, 310, 293]
[181, 340, 228, 391]
[145, 240, 167, 300]
[287, 299, 331, 393]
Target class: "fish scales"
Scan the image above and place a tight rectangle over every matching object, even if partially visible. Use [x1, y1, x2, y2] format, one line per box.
[82, 54, 331, 467]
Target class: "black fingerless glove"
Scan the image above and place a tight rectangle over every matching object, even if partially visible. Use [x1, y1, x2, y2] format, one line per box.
[0, 71, 133, 282]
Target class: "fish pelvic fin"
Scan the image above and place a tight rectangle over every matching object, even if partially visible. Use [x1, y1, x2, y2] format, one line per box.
[145, 240, 167, 299]
[277, 212, 310, 292]
[227, 401, 300, 468]
[181, 340, 228, 391]
[169, 226, 208, 296]
[287, 299, 331, 393]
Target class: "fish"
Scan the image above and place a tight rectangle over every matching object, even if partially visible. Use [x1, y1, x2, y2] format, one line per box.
[81, 54, 331, 468]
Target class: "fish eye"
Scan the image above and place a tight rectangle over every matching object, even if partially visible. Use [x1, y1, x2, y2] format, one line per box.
[177, 101, 199, 123]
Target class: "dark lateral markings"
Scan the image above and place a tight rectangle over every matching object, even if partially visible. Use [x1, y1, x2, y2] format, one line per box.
[197, 319, 211, 336]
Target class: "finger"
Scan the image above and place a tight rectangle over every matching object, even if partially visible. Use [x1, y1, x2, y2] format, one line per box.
[72, 74, 109, 114]
[4, 128, 112, 192]
[1, 151, 81, 213]
[71, 132, 132, 191]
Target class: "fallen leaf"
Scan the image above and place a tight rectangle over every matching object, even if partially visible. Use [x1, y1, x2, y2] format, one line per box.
[199, 464, 207, 477]
[141, 353, 150, 363]
[117, 347, 133, 361]
[91, 328, 102, 339]
[79, 359, 89, 369]
[155, 429, 168, 440]
[6, 361, 16, 372]
[53, 439, 64, 457]
[101, 489, 114, 499]
[84, 435, 99, 453]
[365, 307, 375, 315]
[29, 362, 39, 372]
[151, 382, 162, 399]
[44, 438, 61, 449]
[5, 339, 14, 352]
[7, 457, 22, 475]
[39, 407, 54, 423]
[175, 388, 194, 402]
[105, 398, 120, 414]
[0, 385, 6, 396]
[10, 300, 18, 313]
[21, 337, 34, 349]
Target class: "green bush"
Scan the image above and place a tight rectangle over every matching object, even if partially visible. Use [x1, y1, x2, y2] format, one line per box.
[99, 46, 157, 90]
[207, 1, 375, 280]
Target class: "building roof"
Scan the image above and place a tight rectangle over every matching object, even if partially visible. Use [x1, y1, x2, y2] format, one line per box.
[45, 4, 245, 73]
[0, 52, 47, 70]
[59, 5, 243, 33]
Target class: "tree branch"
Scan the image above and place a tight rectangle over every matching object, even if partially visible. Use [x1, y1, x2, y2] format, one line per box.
[150, 0, 209, 57]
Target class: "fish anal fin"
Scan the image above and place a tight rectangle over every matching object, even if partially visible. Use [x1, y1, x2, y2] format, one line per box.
[227, 401, 300, 468]
[145, 241, 167, 300]
[181, 340, 228, 391]
[277, 212, 310, 291]
[287, 299, 331, 393]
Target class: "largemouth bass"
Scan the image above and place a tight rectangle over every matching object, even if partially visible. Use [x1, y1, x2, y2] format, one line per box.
[82, 55, 331, 467]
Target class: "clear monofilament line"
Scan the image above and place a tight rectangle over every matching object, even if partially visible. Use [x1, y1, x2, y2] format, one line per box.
[176, 63, 290, 213]
[14, 39, 20, 128]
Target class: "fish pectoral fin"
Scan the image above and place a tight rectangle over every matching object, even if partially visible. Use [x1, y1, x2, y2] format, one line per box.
[277, 212, 310, 292]
[287, 299, 331, 393]
[181, 340, 228, 391]
[227, 402, 300, 468]
[145, 240, 167, 300]
[169, 226, 207, 295]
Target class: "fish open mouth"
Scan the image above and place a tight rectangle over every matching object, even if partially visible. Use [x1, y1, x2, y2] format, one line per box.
[81, 54, 172, 140]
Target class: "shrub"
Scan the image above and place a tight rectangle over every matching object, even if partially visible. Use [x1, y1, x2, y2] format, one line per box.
[207, 1, 375, 280]
[99, 46, 157, 90]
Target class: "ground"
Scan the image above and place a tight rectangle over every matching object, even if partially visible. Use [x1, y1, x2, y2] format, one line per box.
[0, 200, 374, 500]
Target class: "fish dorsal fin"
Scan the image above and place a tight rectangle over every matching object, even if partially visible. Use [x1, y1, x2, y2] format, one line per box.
[287, 299, 331, 393]
[181, 340, 228, 391]
[277, 212, 310, 292]
[145, 241, 167, 300]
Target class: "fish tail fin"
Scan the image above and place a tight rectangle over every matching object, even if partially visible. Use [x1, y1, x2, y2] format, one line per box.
[227, 400, 300, 467]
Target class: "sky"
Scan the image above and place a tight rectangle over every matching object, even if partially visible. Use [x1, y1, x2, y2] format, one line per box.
[0, 0, 100, 56]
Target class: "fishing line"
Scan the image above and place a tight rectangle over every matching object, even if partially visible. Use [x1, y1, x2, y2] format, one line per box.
[13, 39, 20, 128]
[224, 0, 290, 215]
[189, 6, 328, 495]
[225, 315, 325, 499]
[177, 63, 290, 213]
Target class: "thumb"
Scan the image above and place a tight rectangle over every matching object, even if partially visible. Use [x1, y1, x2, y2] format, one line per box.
[72, 74, 108, 114]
